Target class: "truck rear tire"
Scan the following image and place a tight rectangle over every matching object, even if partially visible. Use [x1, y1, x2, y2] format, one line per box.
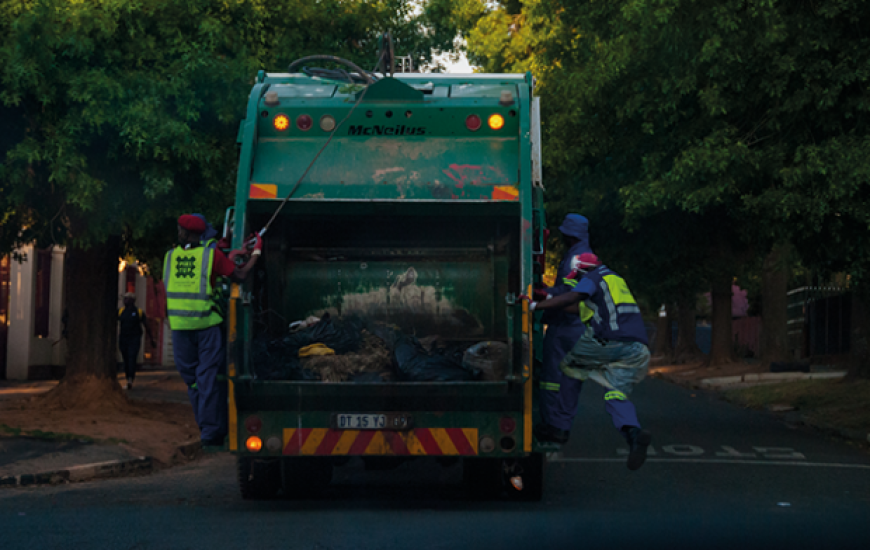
[238, 457, 281, 500]
[281, 457, 333, 498]
[463, 458, 503, 499]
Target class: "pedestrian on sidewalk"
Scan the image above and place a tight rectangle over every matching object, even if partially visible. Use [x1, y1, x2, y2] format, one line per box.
[529, 253, 652, 470]
[165, 214, 261, 447]
[117, 292, 156, 390]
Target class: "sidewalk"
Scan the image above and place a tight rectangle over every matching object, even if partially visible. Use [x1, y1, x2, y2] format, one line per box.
[652, 361, 870, 447]
[0, 367, 202, 487]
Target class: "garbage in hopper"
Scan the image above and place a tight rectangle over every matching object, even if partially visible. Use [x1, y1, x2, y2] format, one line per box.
[252, 314, 487, 383]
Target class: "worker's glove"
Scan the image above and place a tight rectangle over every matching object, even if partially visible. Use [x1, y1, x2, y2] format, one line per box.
[529, 301, 538, 311]
[532, 288, 550, 301]
[216, 237, 232, 250]
[247, 232, 263, 256]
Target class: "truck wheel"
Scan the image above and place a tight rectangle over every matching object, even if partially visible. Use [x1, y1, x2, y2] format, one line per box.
[512, 452, 544, 502]
[237, 457, 281, 500]
[463, 458, 503, 499]
[281, 457, 333, 498]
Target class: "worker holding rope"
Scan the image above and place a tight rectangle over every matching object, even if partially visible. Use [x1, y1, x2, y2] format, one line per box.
[164, 214, 261, 447]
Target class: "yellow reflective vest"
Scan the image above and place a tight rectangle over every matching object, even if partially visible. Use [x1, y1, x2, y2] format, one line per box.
[163, 245, 223, 331]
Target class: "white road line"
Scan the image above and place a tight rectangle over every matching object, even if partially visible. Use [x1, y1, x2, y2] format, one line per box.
[548, 457, 870, 469]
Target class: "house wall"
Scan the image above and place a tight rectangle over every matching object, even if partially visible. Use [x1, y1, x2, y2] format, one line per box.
[5, 247, 176, 378]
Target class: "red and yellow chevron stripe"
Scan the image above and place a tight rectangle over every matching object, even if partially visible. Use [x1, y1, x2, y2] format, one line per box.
[491, 185, 519, 201]
[283, 428, 479, 456]
[249, 183, 277, 199]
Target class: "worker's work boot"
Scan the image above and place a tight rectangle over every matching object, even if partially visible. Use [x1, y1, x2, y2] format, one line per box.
[624, 427, 651, 471]
[533, 423, 570, 445]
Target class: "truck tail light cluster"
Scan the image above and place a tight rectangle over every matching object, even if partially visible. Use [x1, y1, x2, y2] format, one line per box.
[466, 113, 506, 132]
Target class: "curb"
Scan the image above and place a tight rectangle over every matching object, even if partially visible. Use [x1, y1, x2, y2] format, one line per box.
[699, 371, 847, 388]
[0, 456, 152, 488]
[784, 413, 870, 446]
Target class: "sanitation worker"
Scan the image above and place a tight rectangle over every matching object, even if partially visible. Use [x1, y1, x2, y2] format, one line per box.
[530, 253, 652, 470]
[533, 213, 594, 445]
[165, 214, 261, 446]
[117, 292, 156, 390]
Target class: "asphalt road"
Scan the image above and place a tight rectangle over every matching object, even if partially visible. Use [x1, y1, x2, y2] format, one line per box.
[1, 378, 868, 550]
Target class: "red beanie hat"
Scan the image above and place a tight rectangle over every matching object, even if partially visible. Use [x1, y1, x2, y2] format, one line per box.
[178, 214, 207, 233]
[577, 252, 601, 269]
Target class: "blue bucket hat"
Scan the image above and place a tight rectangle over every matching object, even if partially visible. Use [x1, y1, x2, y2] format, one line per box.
[558, 214, 588, 239]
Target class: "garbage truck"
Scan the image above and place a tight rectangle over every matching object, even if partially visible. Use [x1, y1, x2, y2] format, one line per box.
[225, 59, 550, 500]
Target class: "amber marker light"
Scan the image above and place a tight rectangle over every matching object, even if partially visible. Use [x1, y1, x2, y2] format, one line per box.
[488, 113, 505, 130]
[246, 436, 263, 452]
[273, 114, 290, 131]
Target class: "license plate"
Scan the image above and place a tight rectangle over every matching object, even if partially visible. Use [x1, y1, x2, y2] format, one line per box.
[332, 413, 413, 431]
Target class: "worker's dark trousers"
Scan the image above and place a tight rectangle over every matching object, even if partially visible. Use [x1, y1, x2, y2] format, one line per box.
[539, 323, 585, 431]
[118, 336, 141, 382]
[172, 325, 227, 441]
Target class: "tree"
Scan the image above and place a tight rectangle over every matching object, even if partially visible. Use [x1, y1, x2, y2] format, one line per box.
[0, 0, 459, 403]
[456, 0, 870, 370]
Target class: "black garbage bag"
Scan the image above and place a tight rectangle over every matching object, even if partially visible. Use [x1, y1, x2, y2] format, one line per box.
[251, 334, 319, 381]
[282, 313, 364, 355]
[392, 334, 480, 382]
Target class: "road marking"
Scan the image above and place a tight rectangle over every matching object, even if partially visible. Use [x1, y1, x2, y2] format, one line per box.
[617, 445, 807, 460]
[548, 457, 870, 469]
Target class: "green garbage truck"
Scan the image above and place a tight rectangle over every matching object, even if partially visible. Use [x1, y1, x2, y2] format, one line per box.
[226, 63, 550, 500]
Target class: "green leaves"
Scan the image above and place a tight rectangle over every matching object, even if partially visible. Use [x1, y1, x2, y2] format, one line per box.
[0, 0, 454, 264]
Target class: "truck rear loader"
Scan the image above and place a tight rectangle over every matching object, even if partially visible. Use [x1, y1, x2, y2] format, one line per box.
[226, 63, 550, 500]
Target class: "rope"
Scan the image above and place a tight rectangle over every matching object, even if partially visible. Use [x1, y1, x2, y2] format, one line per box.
[259, 82, 370, 236]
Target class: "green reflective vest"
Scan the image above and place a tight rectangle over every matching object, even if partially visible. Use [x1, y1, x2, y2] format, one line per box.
[163, 245, 223, 331]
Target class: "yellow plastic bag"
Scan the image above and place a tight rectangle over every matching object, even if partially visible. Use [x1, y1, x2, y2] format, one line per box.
[298, 343, 335, 357]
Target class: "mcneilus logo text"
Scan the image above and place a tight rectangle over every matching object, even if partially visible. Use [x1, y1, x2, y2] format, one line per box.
[348, 125, 426, 136]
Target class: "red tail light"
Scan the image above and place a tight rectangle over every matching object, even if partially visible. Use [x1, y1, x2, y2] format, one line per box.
[296, 114, 313, 131]
[499, 417, 516, 434]
[244, 415, 262, 434]
[465, 114, 482, 131]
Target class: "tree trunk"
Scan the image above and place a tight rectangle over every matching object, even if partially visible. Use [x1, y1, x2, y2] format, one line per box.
[40, 234, 128, 410]
[650, 304, 673, 365]
[706, 272, 736, 367]
[674, 298, 705, 364]
[761, 243, 790, 365]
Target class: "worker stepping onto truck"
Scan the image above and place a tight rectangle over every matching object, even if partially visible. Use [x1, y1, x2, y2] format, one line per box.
[533, 213, 595, 446]
[531, 253, 652, 471]
[165, 214, 261, 447]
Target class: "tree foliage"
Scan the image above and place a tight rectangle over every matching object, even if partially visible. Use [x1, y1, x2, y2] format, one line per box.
[0, 0, 456, 262]
[452, 0, 870, 365]
[0, 0, 459, 393]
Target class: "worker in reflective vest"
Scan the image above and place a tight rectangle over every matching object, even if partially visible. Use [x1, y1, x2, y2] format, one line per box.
[530, 253, 652, 471]
[533, 214, 595, 446]
[165, 214, 261, 446]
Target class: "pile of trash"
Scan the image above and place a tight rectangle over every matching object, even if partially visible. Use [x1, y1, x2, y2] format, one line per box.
[251, 314, 504, 383]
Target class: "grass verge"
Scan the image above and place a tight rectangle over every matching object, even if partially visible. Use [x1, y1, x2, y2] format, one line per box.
[724, 379, 870, 433]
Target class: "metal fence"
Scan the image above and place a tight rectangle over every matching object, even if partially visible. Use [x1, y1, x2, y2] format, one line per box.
[787, 286, 850, 360]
